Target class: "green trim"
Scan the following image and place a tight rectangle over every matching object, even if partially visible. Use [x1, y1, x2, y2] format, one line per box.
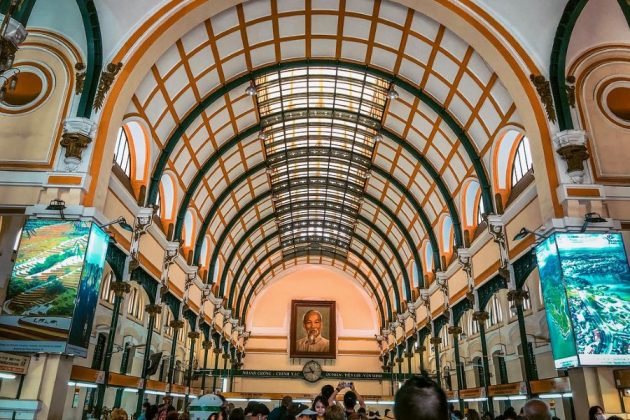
[75, 0, 102, 118]
[151, 60, 490, 243]
[130, 267, 158, 304]
[228, 232, 394, 323]
[0, 0, 36, 25]
[224, 232, 392, 323]
[618, 0, 630, 27]
[215, 172, 423, 295]
[203, 189, 408, 301]
[239, 246, 394, 323]
[477, 274, 507, 310]
[182, 122, 452, 266]
[549, 0, 589, 130]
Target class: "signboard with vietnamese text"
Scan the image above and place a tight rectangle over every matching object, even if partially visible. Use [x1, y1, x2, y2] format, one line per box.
[0, 352, 30, 375]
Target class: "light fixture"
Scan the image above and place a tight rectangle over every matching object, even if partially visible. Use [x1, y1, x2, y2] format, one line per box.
[245, 81, 257, 96]
[67, 381, 97, 388]
[100, 216, 133, 232]
[387, 86, 399, 100]
[0, 372, 16, 379]
[0, 67, 19, 101]
[123, 388, 138, 393]
[513, 227, 546, 241]
[581, 212, 607, 232]
[0, 0, 27, 74]
[46, 199, 67, 219]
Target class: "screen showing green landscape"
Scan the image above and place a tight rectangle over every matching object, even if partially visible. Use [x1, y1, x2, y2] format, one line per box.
[0, 219, 91, 354]
[556, 233, 630, 366]
[535, 235, 578, 369]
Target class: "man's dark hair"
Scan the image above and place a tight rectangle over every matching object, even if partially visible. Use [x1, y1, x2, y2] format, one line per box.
[394, 375, 448, 420]
[321, 385, 335, 405]
[281, 396, 293, 408]
[344, 391, 358, 409]
[229, 408, 245, 420]
[252, 403, 270, 416]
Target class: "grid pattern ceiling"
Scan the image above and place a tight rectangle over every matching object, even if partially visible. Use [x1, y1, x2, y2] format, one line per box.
[255, 66, 390, 258]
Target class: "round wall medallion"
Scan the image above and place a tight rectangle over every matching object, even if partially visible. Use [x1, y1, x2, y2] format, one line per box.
[606, 87, 630, 122]
[0, 63, 53, 114]
[596, 77, 630, 129]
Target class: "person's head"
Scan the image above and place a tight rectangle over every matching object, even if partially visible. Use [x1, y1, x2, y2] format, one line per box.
[111, 408, 129, 420]
[384, 409, 394, 419]
[503, 407, 517, 420]
[249, 403, 270, 419]
[145, 404, 159, 420]
[313, 396, 327, 417]
[467, 409, 481, 420]
[394, 375, 448, 420]
[142, 402, 151, 412]
[163, 396, 173, 406]
[325, 405, 345, 420]
[165, 412, 179, 420]
[523, 399, 550, 420]
[297, 408, 318, 420]
[303, 310, 323, 340]
[230, 408, 245, 420]
[482, 412, 493, 420]
[589, 406, 605, 420]
[343, 391, 358, 411]
[282, 396, 293, 409]
[321, 385, 335, 405]
[178, 412, 190, 420]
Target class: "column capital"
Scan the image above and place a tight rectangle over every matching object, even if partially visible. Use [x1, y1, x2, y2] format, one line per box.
[473, 311, 489, 322]
[145, 304, 162, 316]
[169, 319, 184, 330]
[59, 117, 97, 172]
[507, 289, 530, 306]
[447, 325, 463, 336]
[553, 130, 590, 184]
[188, 331, 200, 340]
[202, 340, 213, 350]
[110, 281, 131, 297]
[430, 336, 442, 345]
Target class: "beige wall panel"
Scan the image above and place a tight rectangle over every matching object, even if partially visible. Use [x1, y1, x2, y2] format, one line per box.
[169, 264, 186, 298]
[607, 200, 630, 221]
[0, 186, 41, 205]
[471, 240, 498, 282]
[140, 234, 167, 275]
[0, 42, 71, 166]
[429, 290, 444, 314]
[448, 268, 467, 300]
[506, 198, 542, 246]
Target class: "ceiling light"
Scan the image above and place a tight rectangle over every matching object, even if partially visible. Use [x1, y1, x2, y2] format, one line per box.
[387, 86, 399, 100]
[245, 81, 257, 96]
[0, 372, 16, 379]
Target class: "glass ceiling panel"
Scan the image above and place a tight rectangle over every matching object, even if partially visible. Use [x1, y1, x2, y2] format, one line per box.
[255, 66, 390, 258]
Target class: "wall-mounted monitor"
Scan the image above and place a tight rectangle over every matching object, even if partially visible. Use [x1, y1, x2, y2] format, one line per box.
[0, 219, 109, 357]
[536, 232, 630, 368]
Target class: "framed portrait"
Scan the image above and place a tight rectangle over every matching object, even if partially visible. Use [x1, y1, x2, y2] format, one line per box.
[290, 300, 336, 359]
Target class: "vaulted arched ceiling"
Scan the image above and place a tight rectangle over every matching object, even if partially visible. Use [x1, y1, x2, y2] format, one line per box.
[123, 0, 526, 327]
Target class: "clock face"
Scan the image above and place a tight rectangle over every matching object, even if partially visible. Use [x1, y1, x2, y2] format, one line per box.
[302, 360, 322, 382]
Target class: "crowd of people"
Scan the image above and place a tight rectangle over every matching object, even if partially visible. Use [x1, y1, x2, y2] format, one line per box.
[105, 375, 616, 420]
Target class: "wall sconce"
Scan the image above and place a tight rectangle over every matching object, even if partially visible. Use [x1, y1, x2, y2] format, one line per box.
[46, 199, 66, 219]
[581, 212, 607, 232]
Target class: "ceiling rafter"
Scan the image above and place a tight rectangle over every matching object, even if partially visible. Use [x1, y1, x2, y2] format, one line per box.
[204, 189, 406, 302]
[225, 231, 394, 323]
[148, 60, 492, 250]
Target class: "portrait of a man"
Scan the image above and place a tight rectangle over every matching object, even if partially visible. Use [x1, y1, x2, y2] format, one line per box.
[290, 300, 336, 359]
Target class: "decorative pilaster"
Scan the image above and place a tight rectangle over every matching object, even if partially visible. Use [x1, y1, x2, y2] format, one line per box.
[158, 241, 180, 301]
[473, 310, 493, 414]
[553, 130, 590, 184]
[59, 117, 97, 172]
[448, 325, 465, 411]
[530, 74, 556, 123]
[93, 62, 123, 111]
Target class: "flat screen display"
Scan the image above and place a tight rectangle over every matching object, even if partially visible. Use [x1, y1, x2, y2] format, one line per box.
[0, 219, 108, 356]
[555, 233, 630, 366]
[535, 236, 578, 369]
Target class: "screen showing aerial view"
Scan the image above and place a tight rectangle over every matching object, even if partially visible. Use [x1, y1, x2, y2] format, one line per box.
[0, 219, 91, 353]
[535, 236, 578, 369]
[556, 233, 630, 366]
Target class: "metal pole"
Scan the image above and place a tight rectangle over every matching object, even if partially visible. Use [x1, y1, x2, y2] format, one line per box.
[200, 341, 211, 393]
[167, 322, 181, 387]
[211, 349, 220, 392]
[450, 327, 465, 413]
[509, 289, 536, 396]
[93, 280, 129, 417]
[136, 306, 158, 416]
[476, 311, 494, 415]
[184, 332, 198, 407]
[431, 337, 442, 388]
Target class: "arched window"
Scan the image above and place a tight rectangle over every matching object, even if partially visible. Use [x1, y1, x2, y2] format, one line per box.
[440, 326, 449, 348]
[511, 136, 533, 186]
[114, 128, 131, 177]
[477, 198, 485, 225]
[183, 210, 195, 249]
[100, 272, 115, 304]
[424, 242, 434, 274]
[488, 294, 503, 326]
[466, 311, 479, 336]
[179, 321, 189, 343]
[440, 216, 453, 256]
[155, 189, 161, 219]
[127, 286, 144, 322]
[154, 309, 163, 333]
[164, 310, 174, 337]
[159, 174, 177, 222]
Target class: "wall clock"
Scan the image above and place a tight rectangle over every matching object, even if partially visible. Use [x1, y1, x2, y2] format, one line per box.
[302, 360, 322, 382]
